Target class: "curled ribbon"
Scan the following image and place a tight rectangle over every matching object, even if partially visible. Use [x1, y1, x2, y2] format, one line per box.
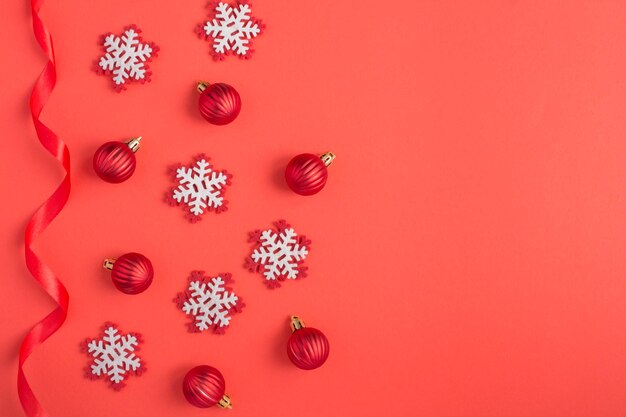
[18, 0, 71, 416]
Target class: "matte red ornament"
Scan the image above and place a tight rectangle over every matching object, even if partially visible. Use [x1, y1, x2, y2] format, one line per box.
[287, 316, 330, 370]
[183, 365, 232, 409]
[285, 152, 336, 195]
[93, 137, 142, 183]
[197, 82, 241, 125]
[103, 252, 153, 295]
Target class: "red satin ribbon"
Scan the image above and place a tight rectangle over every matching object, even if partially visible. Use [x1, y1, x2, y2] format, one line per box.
[18, 0, 71, 416]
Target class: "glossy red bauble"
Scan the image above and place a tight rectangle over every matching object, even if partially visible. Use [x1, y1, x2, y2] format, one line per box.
[183, 365, 232, 409]
[103, 252, 153, 295]
[285, 152, 335, 196]
[93, 137, 142, 183]
[287, 316, 330, 370]
[197, 82, 241, 125]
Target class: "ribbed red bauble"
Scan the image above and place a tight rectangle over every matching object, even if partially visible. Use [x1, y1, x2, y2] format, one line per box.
[287, 316, 330, 370]
[103, 252, 153, 295]
[197, 82, 241, 125]
[285, 152, 335, 196]
[93, 137, 142, 183]
[183, 365, 232, 409]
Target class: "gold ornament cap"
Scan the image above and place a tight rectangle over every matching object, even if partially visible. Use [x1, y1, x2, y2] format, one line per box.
[290, 315, 306, 332]
[103, 258, 116, 271]
[197, 81, 210, 93]
[320, 152, 335, 167]
[126, 137, 142, 153]
[217, 394, 232, 409]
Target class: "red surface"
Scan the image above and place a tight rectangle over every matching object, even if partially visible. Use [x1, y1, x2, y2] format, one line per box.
[2, 1, 626, 416]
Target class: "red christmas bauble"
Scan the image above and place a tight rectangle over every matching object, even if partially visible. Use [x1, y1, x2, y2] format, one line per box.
[183, 365, 232, 409]
[103, 252, 153, 295]
[197, 82, 241, 125]
[287, 316, 329, 370]
[93, 137, 142, 183]
[285, 152, 336, 196]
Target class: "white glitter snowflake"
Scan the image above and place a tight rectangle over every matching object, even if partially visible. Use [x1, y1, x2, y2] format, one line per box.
[246, 220, 310, 288]
[198, 1, 263, 59]
[176, 272, 243, 333]
[168, 155, 231, 222]
[83, 324, 143, 389]
[97, 25, 157, 90]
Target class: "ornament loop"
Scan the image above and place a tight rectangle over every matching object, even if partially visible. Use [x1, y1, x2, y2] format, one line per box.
[218, 394, 232, 409]
[320, 152, 335, 167]
[197, 81, 210, 93]
[103, 258, 116, 270]
[127, 137, 142, 153]
[290, 315, 305, 332]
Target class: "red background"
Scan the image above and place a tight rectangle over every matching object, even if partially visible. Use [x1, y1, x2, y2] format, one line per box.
[2, 0, 626, 416]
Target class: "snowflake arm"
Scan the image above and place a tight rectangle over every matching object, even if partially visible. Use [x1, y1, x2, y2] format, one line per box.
[98, 35, 121, 71]
[204, 3, 233, 54]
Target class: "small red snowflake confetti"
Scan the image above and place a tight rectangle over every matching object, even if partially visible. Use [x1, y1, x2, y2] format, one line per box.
[175, 271, 244, 334]
[165, 154, 232, 223]
[80, 323, 145, 390]
[196, 0, 265, 60]
[95, 25, 159, 91]
[245, 220, 311, 289]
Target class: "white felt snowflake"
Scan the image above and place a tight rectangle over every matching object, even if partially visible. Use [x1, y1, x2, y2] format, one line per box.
[96, 25, 158, 90]
[175, 271, 243, 334]
[167, 154, 232, 222]
[82, 324, 143, 389]
[246, 220, 311, 288]
[197, 1, 264, 59]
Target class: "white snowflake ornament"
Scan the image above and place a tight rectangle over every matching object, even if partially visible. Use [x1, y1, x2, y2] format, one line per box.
[96, 25, 158, 91]
[166, 154, 232, 223]
[81, 323, 144, 390]
[175, 271, 244, 334]
[246, 220, 311, 289]
[196, 1, 264, 60]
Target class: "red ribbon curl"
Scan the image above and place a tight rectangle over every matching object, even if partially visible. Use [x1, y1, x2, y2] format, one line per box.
[18, 0, 71, 415]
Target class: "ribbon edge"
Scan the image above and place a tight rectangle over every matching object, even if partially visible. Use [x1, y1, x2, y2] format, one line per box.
[18, 0, 71, 416]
